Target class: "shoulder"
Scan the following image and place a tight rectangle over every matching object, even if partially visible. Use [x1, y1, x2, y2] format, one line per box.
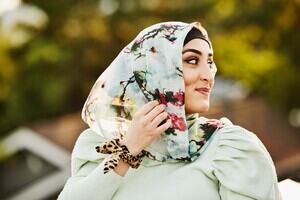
[208, 118, 280, 199]
[214, 118, 273, 163]
[212, 117, 275, 169]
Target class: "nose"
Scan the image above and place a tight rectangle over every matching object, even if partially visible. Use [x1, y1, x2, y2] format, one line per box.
[199, 62, 214, 84]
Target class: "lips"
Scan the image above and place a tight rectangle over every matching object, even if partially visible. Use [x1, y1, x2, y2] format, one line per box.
[195, 87, 210, 96]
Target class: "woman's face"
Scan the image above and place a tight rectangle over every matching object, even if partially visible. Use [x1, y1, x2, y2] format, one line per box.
[182, 38, 215, 114]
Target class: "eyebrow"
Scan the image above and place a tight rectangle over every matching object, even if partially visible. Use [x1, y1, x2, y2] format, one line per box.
[182, 49, 213, 57]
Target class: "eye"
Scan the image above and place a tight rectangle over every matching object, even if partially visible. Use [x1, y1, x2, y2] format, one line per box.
[208, 60, 214, 68]
[185, 57, 199, 65]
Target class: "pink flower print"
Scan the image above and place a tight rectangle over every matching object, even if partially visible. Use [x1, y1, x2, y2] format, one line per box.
[154, 89, 184, 107]
[207, 119, 223, 128]
[173, 91, 184, 106]
[168, 113, 187, 131]
[159, 93, 167, 105]
[162, 24, 173, 28]
[135, 37, 143, 44]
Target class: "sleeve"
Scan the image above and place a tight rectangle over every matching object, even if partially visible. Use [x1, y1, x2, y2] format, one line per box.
[57, 129, 124, 200]
[211, 125, 282, 200]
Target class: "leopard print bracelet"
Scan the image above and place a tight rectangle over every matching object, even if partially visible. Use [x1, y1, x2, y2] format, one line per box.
[95, 138, 145, 174]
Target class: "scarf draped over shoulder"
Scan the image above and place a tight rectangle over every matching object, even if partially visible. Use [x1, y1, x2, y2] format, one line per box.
[81, 21, 224, 162]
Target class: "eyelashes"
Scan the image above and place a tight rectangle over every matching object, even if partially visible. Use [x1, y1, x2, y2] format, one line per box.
[185, 57, 199, 65]
[184, 57, 214, 69]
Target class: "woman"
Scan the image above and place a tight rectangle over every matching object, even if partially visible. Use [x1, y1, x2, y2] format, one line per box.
[58, 21, 282, 199]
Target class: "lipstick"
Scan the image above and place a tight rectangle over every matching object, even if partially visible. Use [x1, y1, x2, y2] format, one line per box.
[195, 87, 210, 96]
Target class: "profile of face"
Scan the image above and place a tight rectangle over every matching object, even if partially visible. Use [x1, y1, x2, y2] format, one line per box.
[182, 38, 215, 114]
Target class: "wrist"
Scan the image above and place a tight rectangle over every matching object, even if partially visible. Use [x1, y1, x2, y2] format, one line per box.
[114, 160, 130, 176]
[96, 138, 145, 174]
[119, 139, 141, 156]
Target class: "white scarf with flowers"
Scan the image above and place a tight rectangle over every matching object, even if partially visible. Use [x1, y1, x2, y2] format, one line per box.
[82, 21, 223, 162]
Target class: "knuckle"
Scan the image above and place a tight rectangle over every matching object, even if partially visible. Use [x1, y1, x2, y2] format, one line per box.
[147, 101, 157, 108]
[158, 105, 165, 111]
[141, 119, 148, 126]
[144, 124, 151, 130]
[154, 104, 164, 112]
[150, 130, 160, 137]
[155, 128, 164, 135]
[161, 121, 170, 129]
[148, 131, 156, 137]
[150, 124, 157, 130]
[165, 122, 171, 129]
[161, 112, 168, 119]
[161, 104, 166, 109]
[151, 100, 159, 105]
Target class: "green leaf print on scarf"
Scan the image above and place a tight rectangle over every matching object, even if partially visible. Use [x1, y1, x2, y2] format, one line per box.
[82, 22, 225, 162]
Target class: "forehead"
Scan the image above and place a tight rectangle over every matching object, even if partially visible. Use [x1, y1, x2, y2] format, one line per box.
[182, 39, 213, 55]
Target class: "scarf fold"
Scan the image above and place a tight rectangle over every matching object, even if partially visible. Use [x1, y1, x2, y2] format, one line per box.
[82, 21, 223, 162]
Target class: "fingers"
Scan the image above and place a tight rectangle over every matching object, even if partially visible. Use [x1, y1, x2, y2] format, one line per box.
[155, 119, 172, 134]
[135, 100, 159, 117]
[150, 111, 168, 128]
[143, 104, 166, 123]
[133, 100, 171, 137]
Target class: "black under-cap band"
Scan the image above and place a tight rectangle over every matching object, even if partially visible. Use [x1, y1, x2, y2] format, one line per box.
[183, 27, 211, 48]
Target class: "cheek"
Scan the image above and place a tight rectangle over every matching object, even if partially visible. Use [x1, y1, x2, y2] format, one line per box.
[183, 68, 198, 86]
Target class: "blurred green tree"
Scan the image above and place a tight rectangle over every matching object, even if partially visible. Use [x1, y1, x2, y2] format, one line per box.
[0, 0, 299, 134]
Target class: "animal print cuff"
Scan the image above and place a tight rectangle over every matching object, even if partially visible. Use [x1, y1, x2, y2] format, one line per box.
[95, 138, 145, 174]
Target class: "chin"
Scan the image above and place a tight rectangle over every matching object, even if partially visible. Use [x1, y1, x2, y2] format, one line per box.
[185, 102, 210, 114]
[198, 106, 209, 113]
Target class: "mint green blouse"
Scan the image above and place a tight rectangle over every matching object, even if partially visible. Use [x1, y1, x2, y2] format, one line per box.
[58, 125, 282, 200]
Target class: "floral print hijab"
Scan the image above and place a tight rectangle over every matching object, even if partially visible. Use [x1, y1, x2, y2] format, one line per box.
[82, 21, 223, 162]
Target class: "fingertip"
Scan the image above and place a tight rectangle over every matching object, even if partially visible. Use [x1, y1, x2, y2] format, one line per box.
[167, 119, 172, 127]
[146, 101, 155, 108]
[149, 100, 157, 105]
[153, 100, 159, 105]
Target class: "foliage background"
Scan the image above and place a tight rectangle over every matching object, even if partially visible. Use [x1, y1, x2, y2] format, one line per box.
[0, 0, 299, 135]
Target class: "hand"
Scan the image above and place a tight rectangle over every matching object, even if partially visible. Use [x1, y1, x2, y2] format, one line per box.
[120, 100, 172, 155]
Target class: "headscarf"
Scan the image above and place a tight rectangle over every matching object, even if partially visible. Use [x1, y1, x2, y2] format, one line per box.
[81, 21, 223, 162]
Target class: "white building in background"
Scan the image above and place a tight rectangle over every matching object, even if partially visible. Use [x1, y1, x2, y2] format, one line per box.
[278, 179, 300, 200]
[0, 128, 70, 200]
